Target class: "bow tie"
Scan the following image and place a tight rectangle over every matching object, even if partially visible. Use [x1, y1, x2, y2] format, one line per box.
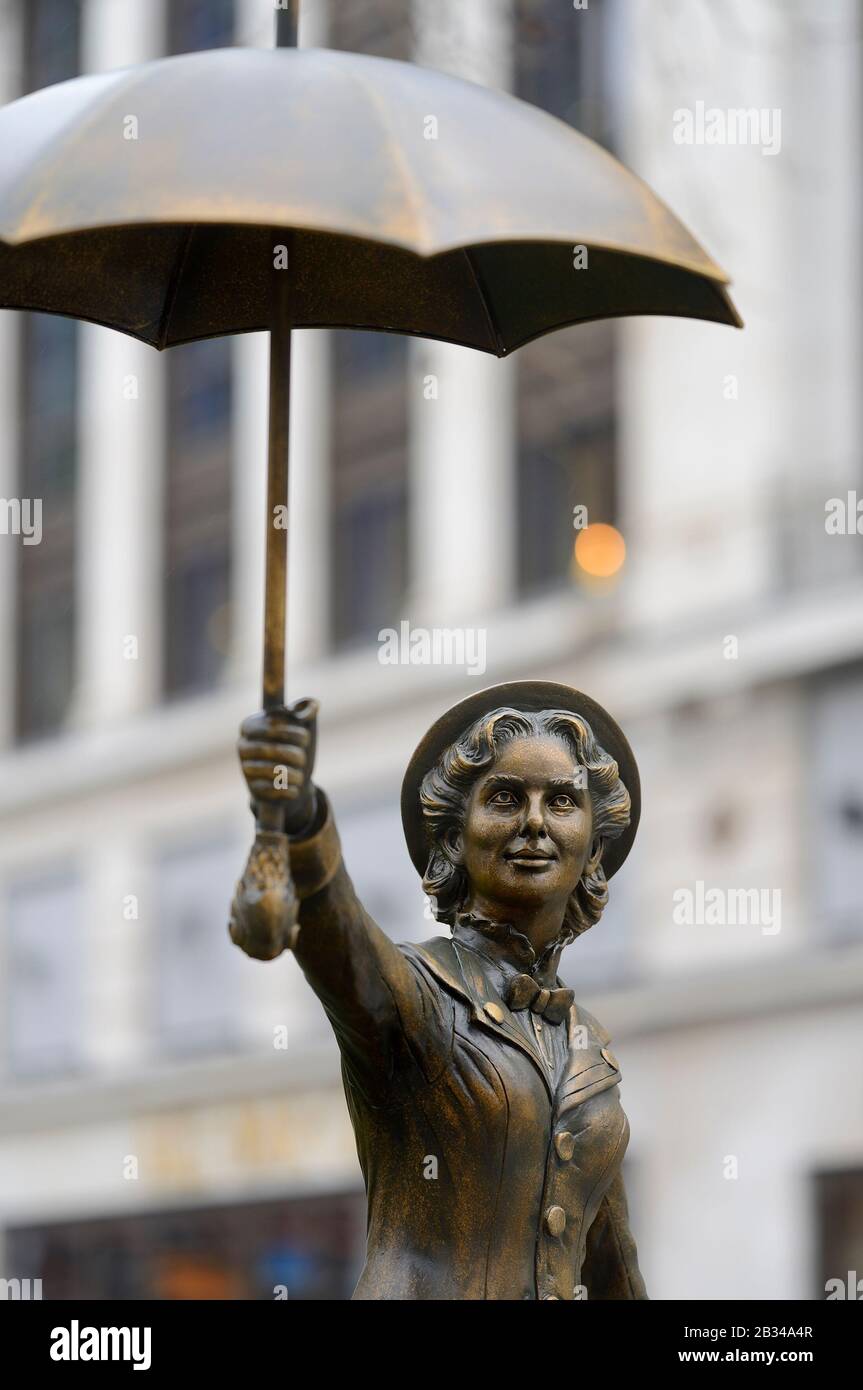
[506, 973, 574, 1025]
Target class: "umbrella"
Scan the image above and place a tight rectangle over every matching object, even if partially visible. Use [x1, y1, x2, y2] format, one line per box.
[0, 5, 741, 951]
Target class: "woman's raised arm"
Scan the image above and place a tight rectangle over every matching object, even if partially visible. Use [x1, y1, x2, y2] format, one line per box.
[229, 702, 449, 1101]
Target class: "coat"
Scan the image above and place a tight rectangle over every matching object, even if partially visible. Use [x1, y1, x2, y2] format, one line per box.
[277, 797, 648, 1301]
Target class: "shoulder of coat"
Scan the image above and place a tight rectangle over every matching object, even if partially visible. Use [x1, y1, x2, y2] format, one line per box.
[399, 934, 462, 990]
[400, 932, 454, 958]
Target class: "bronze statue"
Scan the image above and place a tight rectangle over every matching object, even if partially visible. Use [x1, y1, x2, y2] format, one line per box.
[230, 680, 647, 1301]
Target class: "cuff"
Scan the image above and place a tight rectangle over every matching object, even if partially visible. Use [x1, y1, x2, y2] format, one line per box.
[289, 790, 342, 900]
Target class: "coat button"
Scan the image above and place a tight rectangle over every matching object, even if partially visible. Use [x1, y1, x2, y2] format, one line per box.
[554, 1131, 575, 1161]
[601, 1046, 619, 1069]
[545, 1205, 566, 1237]
[484, 1002, 504, 1023]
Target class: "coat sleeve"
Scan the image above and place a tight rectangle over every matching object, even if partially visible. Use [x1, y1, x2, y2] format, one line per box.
[271, 791, 451, 1103]
[581, 1168, 649, 1300]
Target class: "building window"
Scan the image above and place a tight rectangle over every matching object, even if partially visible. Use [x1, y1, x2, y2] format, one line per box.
[167, 0, 235, 53]
[6, 872, 83, 1079]
[155, 837, 242, 1055]
[816, 1168, 863, 1300]
[514, 0, 617, 596]
[23, 0, 82, 89]
[16, 1, 81, 740]
[330, 332, 409, 648]
[162, 4, 236, 697]
[516, 0, 610, 135]
[6, 1192, 366, 1300]
[326, 0, 412, 59]
[164, 339, 233, 696]
[810, 666, 863, 941]
[327, 3, 411, 649]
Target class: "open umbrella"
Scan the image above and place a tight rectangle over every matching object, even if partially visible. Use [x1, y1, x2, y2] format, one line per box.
[0, 4, 740, 945]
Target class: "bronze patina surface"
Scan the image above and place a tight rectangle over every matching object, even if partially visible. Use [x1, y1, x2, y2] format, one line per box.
[230, 682, 648, 1301]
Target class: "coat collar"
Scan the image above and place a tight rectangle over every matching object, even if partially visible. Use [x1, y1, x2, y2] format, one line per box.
[403, 933, 578, 1100]
[452, 911, 574, 990]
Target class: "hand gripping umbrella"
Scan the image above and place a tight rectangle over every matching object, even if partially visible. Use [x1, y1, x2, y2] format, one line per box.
[0, 4, 740, 949]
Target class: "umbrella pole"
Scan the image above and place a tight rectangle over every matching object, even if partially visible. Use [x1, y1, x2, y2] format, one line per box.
[262, 0, 300, 724]
[227, 2, 302, 959]
[262, 260, 291, 720]
[228, 245, 300, 958]
[228, 252, 298, 959]
[254, 242, 295, 856]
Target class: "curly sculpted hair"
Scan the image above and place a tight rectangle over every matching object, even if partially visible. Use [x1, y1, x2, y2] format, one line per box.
[419, 707, 630, 939]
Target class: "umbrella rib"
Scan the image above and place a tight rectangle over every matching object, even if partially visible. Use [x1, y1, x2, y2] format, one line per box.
[157, 224, 196, 350]
[461, 247, 506, 356]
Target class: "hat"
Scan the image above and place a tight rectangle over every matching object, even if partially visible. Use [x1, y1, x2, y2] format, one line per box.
[400, 680, 640, 881]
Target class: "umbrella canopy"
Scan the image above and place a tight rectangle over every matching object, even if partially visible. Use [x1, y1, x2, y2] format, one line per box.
[0, 46, 740, 350]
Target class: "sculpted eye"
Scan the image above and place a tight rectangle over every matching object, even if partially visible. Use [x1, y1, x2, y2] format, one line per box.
[489, 789, 517, 807]
[548, 794, 576, 810]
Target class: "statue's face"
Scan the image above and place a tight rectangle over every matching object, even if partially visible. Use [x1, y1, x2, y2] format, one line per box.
[455, 733, 595, 913]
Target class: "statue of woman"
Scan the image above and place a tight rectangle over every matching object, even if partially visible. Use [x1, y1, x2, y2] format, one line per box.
[230, 680, 647, 1302]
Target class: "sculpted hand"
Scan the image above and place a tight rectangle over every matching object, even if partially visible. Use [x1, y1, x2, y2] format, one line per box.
[229, 697, 319, 961]
[237, 697, 319, 836]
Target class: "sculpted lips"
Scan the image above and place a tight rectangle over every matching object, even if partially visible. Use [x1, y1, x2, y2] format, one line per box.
[505, 847, 557, 867]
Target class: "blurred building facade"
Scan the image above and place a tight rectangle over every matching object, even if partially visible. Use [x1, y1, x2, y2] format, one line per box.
[0, 0, 861, 1299]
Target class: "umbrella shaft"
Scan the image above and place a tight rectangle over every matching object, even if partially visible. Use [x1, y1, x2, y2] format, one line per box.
[263, 272, 292, 710]
[266, 0, 298, 712]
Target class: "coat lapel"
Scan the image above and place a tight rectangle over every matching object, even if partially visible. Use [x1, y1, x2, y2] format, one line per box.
[404, 935, 554, 1100]
[558, 1001, 621, 1106]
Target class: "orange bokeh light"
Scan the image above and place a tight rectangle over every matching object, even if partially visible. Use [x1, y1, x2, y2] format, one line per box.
[573, 523, 626, 579]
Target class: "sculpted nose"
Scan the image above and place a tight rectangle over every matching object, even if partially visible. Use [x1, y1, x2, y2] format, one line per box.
[521, 794, 547, 839]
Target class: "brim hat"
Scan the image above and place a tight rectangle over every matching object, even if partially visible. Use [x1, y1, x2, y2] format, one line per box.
[400, 680, 640, 882]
